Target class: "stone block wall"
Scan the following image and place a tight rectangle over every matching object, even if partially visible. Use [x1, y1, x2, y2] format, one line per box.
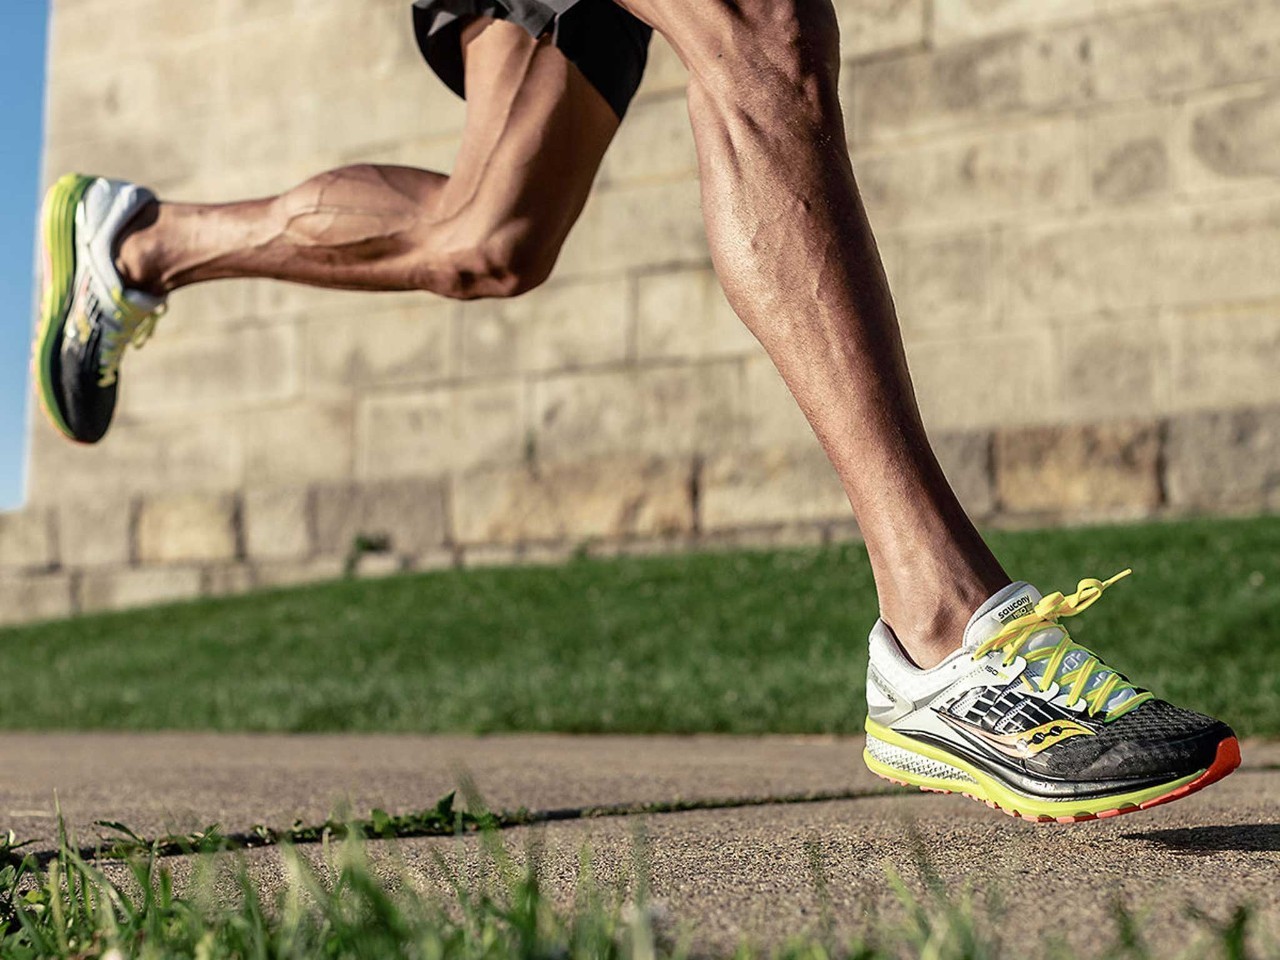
[5, 0, 1279, 624]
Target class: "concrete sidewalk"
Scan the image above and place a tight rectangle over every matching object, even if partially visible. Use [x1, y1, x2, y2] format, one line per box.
[3, 733, 1278, 953]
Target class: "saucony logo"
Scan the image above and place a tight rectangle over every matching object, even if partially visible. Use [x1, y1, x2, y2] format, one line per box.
[995, 595, 1035, 623]
[69, 275, 94, 344]
[939, 714, 1095, 759]
[73, 309, 93, 344]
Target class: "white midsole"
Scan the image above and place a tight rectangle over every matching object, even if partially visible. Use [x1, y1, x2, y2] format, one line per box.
[865, 734, 977, 785]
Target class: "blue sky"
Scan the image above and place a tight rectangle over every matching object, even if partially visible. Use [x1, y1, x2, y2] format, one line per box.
[0, 3, 48, 510]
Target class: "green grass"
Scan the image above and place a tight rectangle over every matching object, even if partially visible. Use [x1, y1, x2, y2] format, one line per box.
[2, 515, 1278, 735]
[0, 820, 1272, 960]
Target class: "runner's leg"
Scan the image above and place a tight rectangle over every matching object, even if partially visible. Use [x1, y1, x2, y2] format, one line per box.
[115, 18, 619, 301]
[617, 0, 1009, 666]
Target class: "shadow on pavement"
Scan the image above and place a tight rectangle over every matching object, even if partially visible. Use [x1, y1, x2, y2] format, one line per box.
[1125, 823, 1280, 854]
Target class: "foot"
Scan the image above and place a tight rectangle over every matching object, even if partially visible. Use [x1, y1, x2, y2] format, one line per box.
[863, 572, 1240, 823]
[33, 173, 167, 445]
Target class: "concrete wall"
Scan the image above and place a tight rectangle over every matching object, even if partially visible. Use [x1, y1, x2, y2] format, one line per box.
[4, 0, 1280, 624]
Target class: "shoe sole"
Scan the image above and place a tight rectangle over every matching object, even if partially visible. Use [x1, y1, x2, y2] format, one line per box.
[32, 172, 94, 444]
[863, 717, 1241, 824]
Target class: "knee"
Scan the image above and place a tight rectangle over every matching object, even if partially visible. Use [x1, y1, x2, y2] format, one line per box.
[430, 226, 557, 301]
[678, 0, 840, 106]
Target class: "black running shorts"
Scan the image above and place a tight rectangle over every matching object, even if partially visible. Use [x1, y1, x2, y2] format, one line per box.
[411, 0, 653, 120]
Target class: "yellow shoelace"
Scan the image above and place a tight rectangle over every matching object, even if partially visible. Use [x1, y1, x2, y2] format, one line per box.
[98, 294, 166, 388]
[971, 570, 1153, 722]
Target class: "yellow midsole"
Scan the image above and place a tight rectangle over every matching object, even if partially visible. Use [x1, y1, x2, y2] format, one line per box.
[34, 172, 93, 440]
[864, 717, 1202, 819]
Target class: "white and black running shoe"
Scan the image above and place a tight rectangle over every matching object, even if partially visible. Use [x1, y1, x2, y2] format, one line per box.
[864, 572, 1240, 823]
[34, 173, 167, 445]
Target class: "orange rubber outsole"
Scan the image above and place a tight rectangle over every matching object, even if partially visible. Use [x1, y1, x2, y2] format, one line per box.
[872, 735, 1241, 825]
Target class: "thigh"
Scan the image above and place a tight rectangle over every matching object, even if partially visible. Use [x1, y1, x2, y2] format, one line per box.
[431, 18, 621, 249]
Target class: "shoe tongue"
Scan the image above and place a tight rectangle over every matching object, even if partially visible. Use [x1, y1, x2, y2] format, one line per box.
[961, 582, 1044, 650]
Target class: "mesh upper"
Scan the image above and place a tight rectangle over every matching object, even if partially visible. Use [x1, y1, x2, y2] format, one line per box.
[1027, 699, 1230, 781]
[58, 322, 118, 444]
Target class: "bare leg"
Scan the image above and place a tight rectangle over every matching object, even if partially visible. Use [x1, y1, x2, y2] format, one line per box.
[116, 18, 620, 301]
[621, 0, 1008, 667]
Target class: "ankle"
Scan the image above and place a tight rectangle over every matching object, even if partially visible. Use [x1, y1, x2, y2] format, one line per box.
[114, 201, 169, 297]
[879, 573, 1009, 670]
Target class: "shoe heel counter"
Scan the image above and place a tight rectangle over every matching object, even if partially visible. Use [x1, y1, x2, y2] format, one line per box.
[866, 663, 906, 724]
[866, 621, 912, 724]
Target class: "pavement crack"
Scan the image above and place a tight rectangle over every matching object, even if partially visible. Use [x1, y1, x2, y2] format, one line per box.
[524, 786, 905, 824]
[17, 786, 908, 866]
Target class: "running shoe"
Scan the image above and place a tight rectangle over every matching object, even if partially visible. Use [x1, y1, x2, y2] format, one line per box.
[34, 173, 167, 445]
[864, 571, 1240, 823]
